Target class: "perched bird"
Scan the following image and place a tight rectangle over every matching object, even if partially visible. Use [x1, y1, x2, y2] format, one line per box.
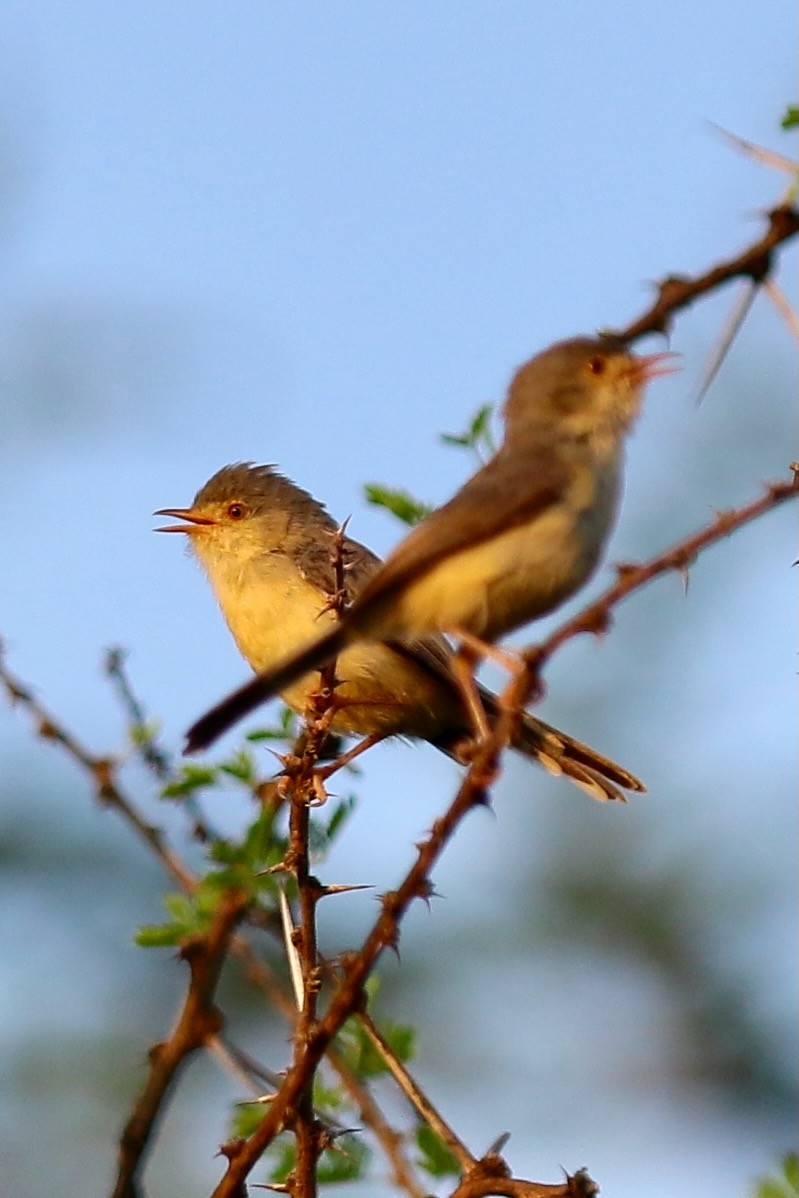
[157, 462, 645, 801]
[175, 336, 672, 760]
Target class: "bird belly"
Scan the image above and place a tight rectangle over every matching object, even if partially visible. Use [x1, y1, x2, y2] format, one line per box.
[311, 642, 461, 739]
[389, 504, 605, 641]
[214, 556, 459, 740]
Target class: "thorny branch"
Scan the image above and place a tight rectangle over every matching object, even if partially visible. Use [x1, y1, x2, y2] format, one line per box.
[211, 734, 498, 1196]
[447, 1162, 598, 1198]
[357, 1011, 473, 1173]
[210, 466, 798, 1195]
[0, 650, 198, 895]
[2, 204, 798, 1196]
[613, 203, 799, 343]
[105, 646, 173, 782]
[278, 521, 358, 1196]
[0, 653, 427, 1197]
[113, 890, 250, 1198]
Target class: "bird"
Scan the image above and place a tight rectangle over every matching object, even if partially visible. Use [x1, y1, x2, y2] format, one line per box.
[174, 336, 672, 761]
[156, 460, 648, 802]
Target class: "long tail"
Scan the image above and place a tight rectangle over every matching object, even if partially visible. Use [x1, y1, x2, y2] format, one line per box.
[468, 685, 645, 802]
[185, 624, 351, 753]
[512, 709, 645, 802]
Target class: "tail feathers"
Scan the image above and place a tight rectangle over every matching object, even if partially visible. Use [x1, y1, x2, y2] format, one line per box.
[185, 624, 350, 753]
[472, 683, 644, 801]
[513, 709, 646, 802]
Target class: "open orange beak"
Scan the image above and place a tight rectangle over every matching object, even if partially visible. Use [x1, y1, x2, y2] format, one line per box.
[154, 507, 216, 534]
[632, 351, 682, 385]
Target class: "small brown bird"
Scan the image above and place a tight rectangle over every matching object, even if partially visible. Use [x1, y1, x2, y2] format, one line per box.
[157, 459, 645, 802]
[173, 336, 671, 766]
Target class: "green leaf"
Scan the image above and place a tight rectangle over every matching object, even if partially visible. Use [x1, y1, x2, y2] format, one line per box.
[335, 1016, 416, 1078]
[753, 1154, 799, 1198]
[219, 749, 256, 783]
[441, 403, 496, 458]
[312, 1077, 346, 1112]
[783, 1155, 799, 1190]
[780, 105, 799, 131]
[267, 1139, 296, 1184]
[130, 720, 161, 747]
[230, 1101, 268, 1139]
[160, 764, 217, 799]
[416, 1124, 461, 1178]
[324, 795, 357, 842]
[317, 1134, 370, 1183]
[757, 1183, 791, 1198]
[246, 728, 287, 744]
[164, 893, 196, 923]
[136, 893, 207, 946]
[470, 403, 493, 441]
[363, 484, 432, 527]
[207, 839, 248, 866]
[242, 809, 282, 862]
[382, 1022, 416, 1063]
[134, 923, 185, 947]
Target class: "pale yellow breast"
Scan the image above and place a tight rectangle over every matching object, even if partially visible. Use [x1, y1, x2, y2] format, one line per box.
[200, 549, 460, 739]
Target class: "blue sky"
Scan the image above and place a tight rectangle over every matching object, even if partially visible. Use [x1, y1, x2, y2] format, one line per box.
[0, 4, 796, 1196]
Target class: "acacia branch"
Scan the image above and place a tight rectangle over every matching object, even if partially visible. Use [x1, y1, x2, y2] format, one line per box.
[0, 650, 198, 894]
[113, 889, 250, 1198]
[613, 203, 799, 342]
[3, 203, 797, 1196]
[210, 737, 498, 1195]
[0, 649, 426, 1197]
[447, 1160, 598, 1198]
[325, 1045, 429, 1198]
[105, 646, 173, 782]
[278, 522, 367, 1197]
[357, 1011, 474, 1173]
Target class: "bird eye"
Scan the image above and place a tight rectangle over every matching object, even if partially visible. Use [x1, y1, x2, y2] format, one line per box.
[226, 502, 247, 520]
[587, 355, 607, 376]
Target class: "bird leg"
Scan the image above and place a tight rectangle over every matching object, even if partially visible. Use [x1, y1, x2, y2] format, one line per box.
[451, 627, 535, 748]
[448, 643, 492, 742]
[451, 627, 526, 677]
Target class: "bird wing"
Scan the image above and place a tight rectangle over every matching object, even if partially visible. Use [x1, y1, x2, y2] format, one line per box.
[351, 446, 569, 614]
[292, 533, 382, 605]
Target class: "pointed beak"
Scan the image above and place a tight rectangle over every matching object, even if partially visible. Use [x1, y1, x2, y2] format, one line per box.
[632, 351, 682, 385]
[153, 507, 216, 534]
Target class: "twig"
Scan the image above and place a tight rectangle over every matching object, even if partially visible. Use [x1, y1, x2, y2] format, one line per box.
[614, 203, 799, 343]
[325, 1044, 428, 1198]
[104, 646, 173, 781]
[0, 647, 426, 1195]
[113, 889, 250, 1198]
[104, 645, 227, 845]
[358, 1012, 474, 1173]
[447, 1161, 598, 1198]
[0, 649, 198, 894]
[279, 521, 357, 1197]
[763, 277, 799, 344]
[207, 1035, 279, 1099]
[210, 734, 498, 1195]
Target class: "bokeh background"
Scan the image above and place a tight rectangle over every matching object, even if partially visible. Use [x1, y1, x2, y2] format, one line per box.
[0, 4, 796, 1197]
